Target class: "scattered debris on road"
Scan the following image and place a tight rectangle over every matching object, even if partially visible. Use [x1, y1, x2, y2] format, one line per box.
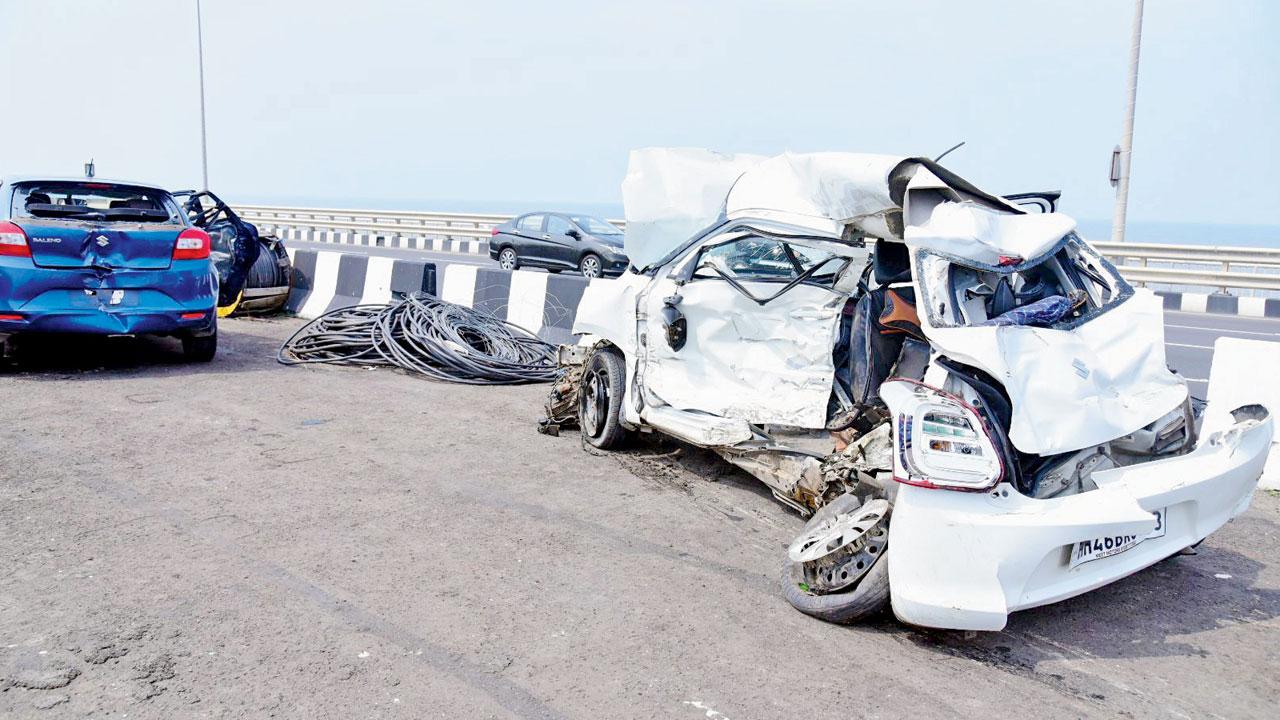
[278, 292, 558, 384]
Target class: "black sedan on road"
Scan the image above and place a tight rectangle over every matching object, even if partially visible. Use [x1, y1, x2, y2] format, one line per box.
[489, 212, 629, 278]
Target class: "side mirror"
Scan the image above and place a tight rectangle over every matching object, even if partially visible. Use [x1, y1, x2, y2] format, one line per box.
[566, 228, 581, 239]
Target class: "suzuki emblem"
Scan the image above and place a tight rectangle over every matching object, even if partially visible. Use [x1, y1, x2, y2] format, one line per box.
[95, 235, 110, 247]
[1072, 358, 1090, 379]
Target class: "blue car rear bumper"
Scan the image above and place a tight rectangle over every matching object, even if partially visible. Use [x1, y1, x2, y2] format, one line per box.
[0, 258, 217, 336]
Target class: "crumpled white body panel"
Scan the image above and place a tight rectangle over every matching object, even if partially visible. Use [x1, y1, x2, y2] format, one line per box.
[619, 148, 1074, 271]
[572, 273, 647, 355]
[922, 290, 1188, 455]
[642, 280, 843, 429]
[723, 152, 903, 237]
[889, 397, 1273, 631]
[622, 148, 766, 269]
[905, 202, 1076, 266]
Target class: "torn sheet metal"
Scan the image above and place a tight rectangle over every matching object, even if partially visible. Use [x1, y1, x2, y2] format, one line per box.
[723, 152, 903, 238]
[621, 148, 765, 270]
[904, 201, 1075, 267]
[571, 272, 647, 355]
[889, 401, 1272, 631]
[922, 290, 1188, 455]
[642, 280, 844, 428]
[621, 149, 1052, 270]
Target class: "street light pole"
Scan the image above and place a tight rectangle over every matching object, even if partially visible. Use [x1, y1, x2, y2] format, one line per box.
[1111, 0, 1145, 243]
[195, 0, 210, 190]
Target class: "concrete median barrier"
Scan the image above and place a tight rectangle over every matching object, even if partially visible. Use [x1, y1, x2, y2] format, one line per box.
[1156, 291, 1280, 318]
[284, 248, 586, 344]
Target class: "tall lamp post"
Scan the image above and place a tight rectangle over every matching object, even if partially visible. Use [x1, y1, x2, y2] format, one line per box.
[196, 0, 210, 190]
[1110, 0, 1145, 243]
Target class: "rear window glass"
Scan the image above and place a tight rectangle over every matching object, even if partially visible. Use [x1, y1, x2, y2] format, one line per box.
[11, 182, 181, 224]
[914, 233, 1134, 330]
[517, 214, 544, 231]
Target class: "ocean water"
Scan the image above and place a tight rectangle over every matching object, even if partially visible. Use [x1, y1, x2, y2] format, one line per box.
[246, 194, 1278, 249]
[1074, 219, 1279, 249]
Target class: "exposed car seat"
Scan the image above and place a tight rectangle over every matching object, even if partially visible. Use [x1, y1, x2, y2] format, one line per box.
[830, 239, 923, 431]
[25, 192, 51, 206]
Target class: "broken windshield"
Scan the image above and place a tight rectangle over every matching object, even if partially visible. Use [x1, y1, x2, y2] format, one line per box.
[11, 181, 181, 224]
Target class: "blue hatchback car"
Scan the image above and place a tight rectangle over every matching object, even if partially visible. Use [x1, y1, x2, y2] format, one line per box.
[0, 177, 219, 361]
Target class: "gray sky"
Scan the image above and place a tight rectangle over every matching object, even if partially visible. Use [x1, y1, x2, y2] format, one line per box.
[1, 0, 1276, 228]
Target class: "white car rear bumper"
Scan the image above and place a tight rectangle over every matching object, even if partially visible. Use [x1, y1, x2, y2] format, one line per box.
[887, 405, 1274, 631]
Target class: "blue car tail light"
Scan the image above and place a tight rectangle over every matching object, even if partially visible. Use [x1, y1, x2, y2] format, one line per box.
[0, 221, 31, 258]
[173, 228, 211, 260]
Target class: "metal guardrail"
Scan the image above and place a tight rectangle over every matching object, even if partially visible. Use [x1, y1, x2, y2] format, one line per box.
[1094, 241, 1280, 294]
[236, 204, 517, 240]
[236, 205, 1279, 293]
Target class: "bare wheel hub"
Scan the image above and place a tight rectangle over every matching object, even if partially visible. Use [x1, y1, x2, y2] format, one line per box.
[579, 365, 609, 437]
[787, 498, 889, 594]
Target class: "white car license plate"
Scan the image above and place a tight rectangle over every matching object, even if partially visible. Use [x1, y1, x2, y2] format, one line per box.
[1070, 508, 1167, 569]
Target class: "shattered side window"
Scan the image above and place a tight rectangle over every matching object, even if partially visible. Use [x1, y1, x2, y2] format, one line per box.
[916, 233, 1133, 329]
[693, 236, 835, 282]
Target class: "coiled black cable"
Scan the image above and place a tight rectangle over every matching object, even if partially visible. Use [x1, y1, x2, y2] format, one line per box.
[278, 293, 559, 384]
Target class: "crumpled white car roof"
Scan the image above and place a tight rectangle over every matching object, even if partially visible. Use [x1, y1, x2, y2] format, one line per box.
[621, 148, 1075, 269]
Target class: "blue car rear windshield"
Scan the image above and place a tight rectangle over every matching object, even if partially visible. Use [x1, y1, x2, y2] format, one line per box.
[11, 181, 181, 224]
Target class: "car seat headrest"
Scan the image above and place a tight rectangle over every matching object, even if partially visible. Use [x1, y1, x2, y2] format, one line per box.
[873, 239, 911, 285]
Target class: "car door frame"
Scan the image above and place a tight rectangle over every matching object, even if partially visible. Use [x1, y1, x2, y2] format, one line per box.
[542, 214, 582, 270]
[510, 213, 550, 267]
[634, 224, 859, 428]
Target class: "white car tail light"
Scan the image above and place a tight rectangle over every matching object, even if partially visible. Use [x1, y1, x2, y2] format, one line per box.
[0, 221, 31, 258]
[881, 378, 1004, 491]
[173, 228, 211, 260]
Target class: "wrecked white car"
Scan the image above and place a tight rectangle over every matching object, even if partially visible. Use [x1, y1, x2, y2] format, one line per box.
[550, 149, 1274, 631]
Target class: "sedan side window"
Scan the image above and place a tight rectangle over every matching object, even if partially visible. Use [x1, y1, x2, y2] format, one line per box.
[694, 236, 834, 282]
[517, 214, 545, 232]
[546, 216, 574, 236]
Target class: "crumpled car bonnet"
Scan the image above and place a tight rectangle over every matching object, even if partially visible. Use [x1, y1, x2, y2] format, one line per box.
[620, 148, 1074, 268]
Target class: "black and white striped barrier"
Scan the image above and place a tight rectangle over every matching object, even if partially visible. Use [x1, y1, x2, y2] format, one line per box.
[1156, 291, 1280, 318]
[283, 248, 588, 344]
[279, 250, 1280, 349]
[271, 226, 489, 256]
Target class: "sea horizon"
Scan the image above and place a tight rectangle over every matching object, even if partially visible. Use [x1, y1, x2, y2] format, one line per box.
[238, 194, 1279, 249]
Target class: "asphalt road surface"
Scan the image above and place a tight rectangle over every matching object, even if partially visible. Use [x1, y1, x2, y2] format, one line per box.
[2, 317, 1278, 719]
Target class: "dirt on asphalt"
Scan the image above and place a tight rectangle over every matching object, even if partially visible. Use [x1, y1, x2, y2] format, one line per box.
[1, 316, 1278, 719]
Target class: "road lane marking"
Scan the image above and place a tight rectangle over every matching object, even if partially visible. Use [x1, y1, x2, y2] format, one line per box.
[1165, 323, 1280, 339]
[1165, 342, 1214, 350]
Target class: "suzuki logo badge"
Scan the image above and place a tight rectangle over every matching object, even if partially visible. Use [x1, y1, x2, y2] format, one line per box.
[95, 235, 110, 247]
[1072, 358, 1090, 380]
